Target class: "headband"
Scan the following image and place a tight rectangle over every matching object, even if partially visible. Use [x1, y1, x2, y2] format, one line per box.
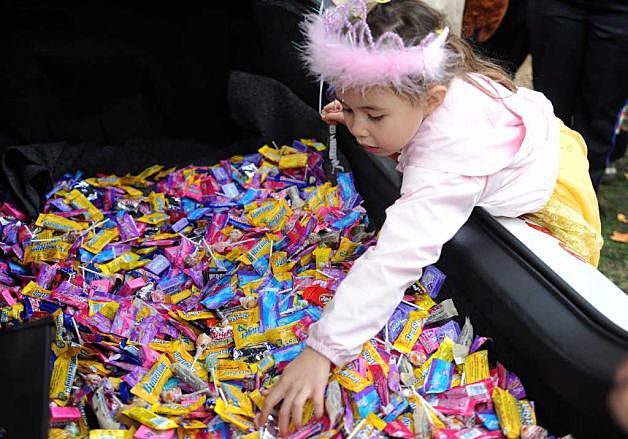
[302, 0, 450, 94]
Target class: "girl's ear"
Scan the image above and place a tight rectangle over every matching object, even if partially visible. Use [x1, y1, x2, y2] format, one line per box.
[425, 85, 448, 115]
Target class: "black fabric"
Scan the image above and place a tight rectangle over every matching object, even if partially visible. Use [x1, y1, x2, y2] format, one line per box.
[527, 0, 628, 189]
[2, 70, 327, 217]
[0, 2, 236, 151]
[232, 0, 322, 110]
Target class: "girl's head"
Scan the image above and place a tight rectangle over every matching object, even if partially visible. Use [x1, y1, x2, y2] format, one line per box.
[303, 0, 515, 155]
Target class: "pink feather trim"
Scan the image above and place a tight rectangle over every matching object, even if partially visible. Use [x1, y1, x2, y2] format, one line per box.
[302, 10, 450, 92]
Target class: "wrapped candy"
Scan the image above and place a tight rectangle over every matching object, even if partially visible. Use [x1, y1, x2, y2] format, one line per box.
[0, 139, 559, 438]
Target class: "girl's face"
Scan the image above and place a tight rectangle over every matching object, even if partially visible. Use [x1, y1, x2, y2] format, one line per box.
[337, 87, 427, 157]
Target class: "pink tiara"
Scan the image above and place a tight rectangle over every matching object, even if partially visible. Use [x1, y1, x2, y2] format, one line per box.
[302, 0, 450, 93]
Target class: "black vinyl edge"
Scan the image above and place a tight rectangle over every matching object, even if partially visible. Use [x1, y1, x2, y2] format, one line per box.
[0, 317, 54, 334]
[474, 208, 628, 345]
[0, 318, 53, 439]
[438, 210, 626, 436]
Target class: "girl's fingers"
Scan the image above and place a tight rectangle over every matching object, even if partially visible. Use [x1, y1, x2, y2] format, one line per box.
[290, 391, 310, 430]
[258, 382, 287, 427]
[312, 386, 325, 419]
[278, 388, 299, 436]
[322, 112, 345, 125]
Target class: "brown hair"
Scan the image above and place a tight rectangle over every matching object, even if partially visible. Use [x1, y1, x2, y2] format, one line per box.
[366, 0, 516, 97]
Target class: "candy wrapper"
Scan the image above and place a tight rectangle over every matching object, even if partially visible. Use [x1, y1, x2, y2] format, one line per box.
[0, 138, 557, 438]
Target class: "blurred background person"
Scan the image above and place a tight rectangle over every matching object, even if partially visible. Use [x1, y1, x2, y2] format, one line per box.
[527, 0, 628, 190]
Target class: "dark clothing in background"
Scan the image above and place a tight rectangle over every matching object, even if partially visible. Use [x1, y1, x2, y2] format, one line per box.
[468, 0, 530, 77]
[527, 0, 628, 189]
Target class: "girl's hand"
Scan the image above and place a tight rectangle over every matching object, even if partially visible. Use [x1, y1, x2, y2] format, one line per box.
[321, 100, 345, 125]
[257, 347, 331, 436]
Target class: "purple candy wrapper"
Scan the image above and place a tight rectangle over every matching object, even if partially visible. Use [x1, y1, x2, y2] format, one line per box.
[36, 263, 57, 290]
[116, 213, 140, 241]
[507, 371, 527, 400]
[387, 302, 414, 342]
[437, 320, 461, 344]
[419, 265, 446, 298]
[171, 217, 189, 233]
[130, 315, 160, 345]
[388, 362, 401, 393]
[90, 312, 113, 333]
[354, 386, 380, 419]
[122, 365, 149, 387]
[342, 388, 354, 432]
[110, 299, 140, 338]
[145, 254, 171, 276]
[50, 198, 73, 212]
[469, 335, 491, 354]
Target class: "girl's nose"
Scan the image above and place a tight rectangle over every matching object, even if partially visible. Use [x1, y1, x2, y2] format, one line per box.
[349, 119, 369, 138]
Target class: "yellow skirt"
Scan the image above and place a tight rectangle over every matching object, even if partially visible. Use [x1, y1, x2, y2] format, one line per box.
[525, 120, 604, 266]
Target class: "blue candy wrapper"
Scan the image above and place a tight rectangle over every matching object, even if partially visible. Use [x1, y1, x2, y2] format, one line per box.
[424, 358, 454, 394]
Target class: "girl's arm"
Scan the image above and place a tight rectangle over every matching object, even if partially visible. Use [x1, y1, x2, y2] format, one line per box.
[260, 167, 486, 435]
[307, 166, 486, 365]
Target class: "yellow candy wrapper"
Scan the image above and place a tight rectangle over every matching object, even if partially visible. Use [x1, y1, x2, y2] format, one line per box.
[221, 383, 255, 418]
[23, 240, 71, 264]
[96, 253, 140, 276]
[149, 339, 179, 353]
[249, 389, 266, 410]
[361, 341, 389, 376]
[517, 399, 537, 426]
[265, 323, 300, 347]
[463, 350, 490, 384]
[335, 368, 371, 393]
[131, 355, 173, 405]
[313, 247, 331, 279]
[238, 236, 272, 265]
[414, 293, 437, 311]
[233, 323, 266, 350]
[136, 164, 164, 180]
[278, 153, 308, 169]
[258, 144, 281, 163]
[152, 396, 206, 416]
[83, 228, 118, 254]
[213, 398, 256, 432]
[393, 310, 428, 353]
[65, 189, 104, 222]
[137, 212, 170, 225]
[35, 213, 86, 232]
[300, 138, 327, 151]
[176, 309, 214, 321]
[88, 430, 131, 439]
[332, 237, 358, 262]
[49, 353, 78, 405]
[216, 360, 252, 381]
[21, 280, 52, 299]
[121, 406, 178, 430]
[493, 387, 522, 439]
[147, 191, 168, 212]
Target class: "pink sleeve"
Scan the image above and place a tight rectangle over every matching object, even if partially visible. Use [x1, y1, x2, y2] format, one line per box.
[306, 167, 486, 366]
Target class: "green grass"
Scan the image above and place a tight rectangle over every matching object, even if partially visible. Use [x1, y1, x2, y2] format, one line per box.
[598, 156, 628, 292]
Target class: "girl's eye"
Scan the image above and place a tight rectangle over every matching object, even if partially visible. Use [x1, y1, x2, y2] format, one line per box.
[368, 114, 384, 121]
[341, 107, 353, 113]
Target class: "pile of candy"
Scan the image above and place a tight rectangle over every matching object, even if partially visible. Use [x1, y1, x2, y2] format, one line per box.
[0, 139, 554, 438]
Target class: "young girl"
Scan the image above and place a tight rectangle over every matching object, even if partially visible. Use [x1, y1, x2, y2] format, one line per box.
[258, 0, 603, 434]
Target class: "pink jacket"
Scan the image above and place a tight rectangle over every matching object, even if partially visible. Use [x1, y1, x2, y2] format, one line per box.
[306, 75, 561, 366]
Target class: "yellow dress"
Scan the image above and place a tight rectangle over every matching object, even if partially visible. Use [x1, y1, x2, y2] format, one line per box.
[525, 120, 603, 266]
